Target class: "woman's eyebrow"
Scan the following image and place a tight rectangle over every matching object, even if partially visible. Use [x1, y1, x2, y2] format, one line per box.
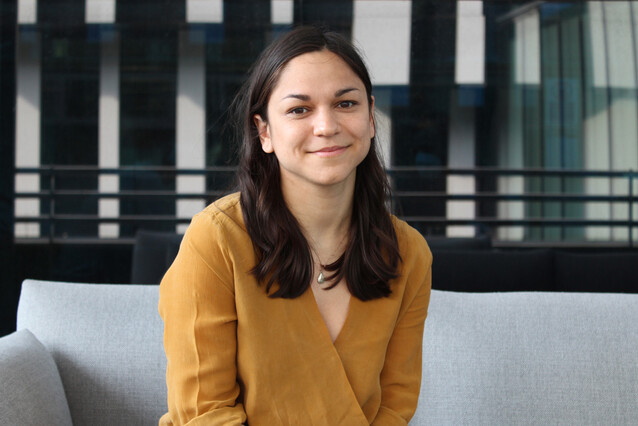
[282, 93, 310, 101]
[335, 87, 359, 97]
[281, 87, 360, 101]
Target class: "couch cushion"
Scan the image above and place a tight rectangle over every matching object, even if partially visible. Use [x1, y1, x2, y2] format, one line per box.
[412, 290, 638, 425]
[17, 280, 166, 426]
[432, 249, 555, 292]
[0, 329, 73, 426]
[555, 252, 638, 292]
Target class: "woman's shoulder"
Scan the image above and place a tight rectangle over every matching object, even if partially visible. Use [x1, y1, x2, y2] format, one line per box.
[194, 192, 246, 231]
[183, 192, 249, 251]
[391, 215, 432, 264]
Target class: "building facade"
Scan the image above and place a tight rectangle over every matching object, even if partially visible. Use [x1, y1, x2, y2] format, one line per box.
[4, 0, 638, 246]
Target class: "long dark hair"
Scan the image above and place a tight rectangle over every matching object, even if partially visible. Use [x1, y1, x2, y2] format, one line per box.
[232, 26, 400, 301]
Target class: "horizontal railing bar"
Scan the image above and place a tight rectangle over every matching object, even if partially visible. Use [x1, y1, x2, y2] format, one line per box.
[15, 215, 193, 223]
[393, 192, 636, 202]
[16, 166, 238, 174]
[400, 217, 637, 226]
[15, 166, 638, 178]
[14, 215, 637, 227]
[13, 191, 637, 203]
[13, 237, 138, 245]
[15, 191, 228, 198]
[492, 240, 635, 249]
[386, 167, 638, 177]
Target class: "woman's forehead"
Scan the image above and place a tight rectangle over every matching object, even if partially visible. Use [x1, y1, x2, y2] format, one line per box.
[271, 50, 365, 98]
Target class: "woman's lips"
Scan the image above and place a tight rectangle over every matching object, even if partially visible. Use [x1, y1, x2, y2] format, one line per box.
[312, 145, 348, 157]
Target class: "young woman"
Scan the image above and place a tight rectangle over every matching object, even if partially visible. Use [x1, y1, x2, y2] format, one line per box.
[159, 26, 432, 425]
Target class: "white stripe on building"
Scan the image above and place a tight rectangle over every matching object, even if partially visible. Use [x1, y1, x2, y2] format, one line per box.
[18, 0, 37, 24]
[15, 28, 41, 238]
[85, 0, 116, 23]
[176, 29, 207, 234]
[98, 29, 120, 238]
[455, 0, 485, 85]
[514, 7, 540, 85]
[271, 0, 293, 24]
[447, 94, 477, 237]
[447, 1, 485, 237]
[352, 0, 412, 86]
[187, 0, 223, 23]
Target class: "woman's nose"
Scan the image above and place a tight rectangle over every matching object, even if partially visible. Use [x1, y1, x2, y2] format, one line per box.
[313, 108, 339, 137]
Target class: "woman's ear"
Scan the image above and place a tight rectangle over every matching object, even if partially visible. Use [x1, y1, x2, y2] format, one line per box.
[253, 114, 273, 153]
[369, 96, 376, 139]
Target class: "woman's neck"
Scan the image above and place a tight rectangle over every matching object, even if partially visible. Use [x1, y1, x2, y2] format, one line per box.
[281, 177, 354, 256]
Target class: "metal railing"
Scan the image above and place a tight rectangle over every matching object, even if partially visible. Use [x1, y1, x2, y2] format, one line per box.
[13, 166, 638, 247]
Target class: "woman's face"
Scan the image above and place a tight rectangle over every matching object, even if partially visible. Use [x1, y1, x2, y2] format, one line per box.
[254, 49, 375, 192]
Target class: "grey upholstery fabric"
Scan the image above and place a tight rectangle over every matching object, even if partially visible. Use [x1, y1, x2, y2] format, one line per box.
[11, 280, 638, 426]
[17, 279, 167, 426]
[0, 329, 73, 426]
[413, 290, 638, 426]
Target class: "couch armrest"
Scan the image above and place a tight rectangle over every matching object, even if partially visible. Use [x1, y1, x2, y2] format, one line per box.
[0, 329, 73, 426]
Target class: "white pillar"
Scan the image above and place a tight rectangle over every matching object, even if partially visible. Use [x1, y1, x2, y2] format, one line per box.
[98, 30, 120, 238]
[455, 1, 485, 85]
[352, 0, 412, 86]
[15, 28, 41, 238]
[18, 0, 37, 24]
[446, 1, 485, 237]
[514, 8, 540, 86]
[271, 0, 293, 24]
[446, 92, 476, 237]
[176, 29, 206, 234]
[85, 0, 116, 23]
[187, 0, 223, 23]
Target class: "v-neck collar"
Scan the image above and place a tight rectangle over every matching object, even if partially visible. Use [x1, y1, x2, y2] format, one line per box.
[304, 287, 354, 349]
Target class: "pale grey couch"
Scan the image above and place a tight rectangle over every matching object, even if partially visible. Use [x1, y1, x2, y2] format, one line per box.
[1, 279, 637, 425]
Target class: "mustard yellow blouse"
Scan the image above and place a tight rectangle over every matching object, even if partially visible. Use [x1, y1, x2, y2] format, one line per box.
[159, 193, 432, 425]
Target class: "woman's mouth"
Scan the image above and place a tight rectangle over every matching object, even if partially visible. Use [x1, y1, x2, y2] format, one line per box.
[313, 146, 348, 157]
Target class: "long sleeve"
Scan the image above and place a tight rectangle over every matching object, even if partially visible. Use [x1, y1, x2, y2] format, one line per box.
[158, 212, 247, 426]
[372, 232, 432, 425]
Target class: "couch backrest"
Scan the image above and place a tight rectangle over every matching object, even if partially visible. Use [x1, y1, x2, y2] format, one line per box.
[17, 279, 166, 426]
[415, 290, 638, 425]
[17, 280, 638, 425]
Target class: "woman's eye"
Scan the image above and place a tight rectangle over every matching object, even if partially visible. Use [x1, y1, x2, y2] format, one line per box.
[288, 107, 308, 115]
[337, 100, 357, 108]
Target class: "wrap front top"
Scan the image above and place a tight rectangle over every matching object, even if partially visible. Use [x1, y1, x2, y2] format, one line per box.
[159, 193, 432, 425]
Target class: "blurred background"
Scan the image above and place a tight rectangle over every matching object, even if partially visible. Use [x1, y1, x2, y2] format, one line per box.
[2, 0, 638, 335]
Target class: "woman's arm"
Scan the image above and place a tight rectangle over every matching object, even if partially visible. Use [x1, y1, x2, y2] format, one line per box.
[372, 237, 432, 425]
[159, 212, 247, 426]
